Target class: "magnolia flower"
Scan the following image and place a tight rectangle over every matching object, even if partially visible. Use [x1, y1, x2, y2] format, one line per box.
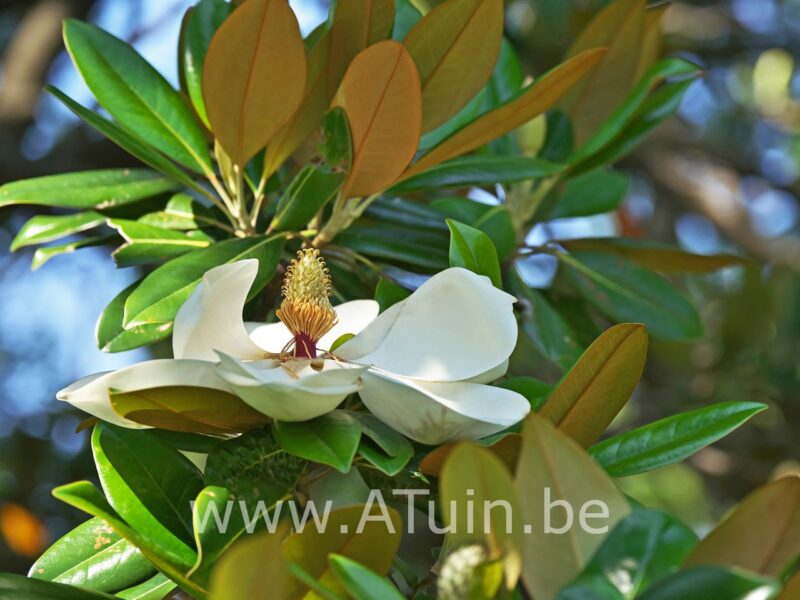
[58, 251, 530, 444]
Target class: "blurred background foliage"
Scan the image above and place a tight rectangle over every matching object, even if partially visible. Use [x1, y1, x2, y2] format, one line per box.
[0, 0, 798, 574]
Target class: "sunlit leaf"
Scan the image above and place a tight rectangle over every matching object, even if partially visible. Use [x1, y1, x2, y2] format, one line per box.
[10, 211, 105, 251]
[0, 574, 118, 600]
[685, 476, 800, 577]
[108, 219, 211, 267]
[446, 219, 502, 287]
[31, 236, 112, 271]
[514, 415, 630, 600]
[273, 411, 362, 473]
[203, 0, 306, 166]
[334, 41, 422, 197]
[328, 554, 404, 600]
[404, 0, 503, 132]
[115, 573, 175, 600]
[431, 198, 516, 260]
[270, 166, 344, 232]
[95, 281, 172, 353]
[541, 324, 648, 447]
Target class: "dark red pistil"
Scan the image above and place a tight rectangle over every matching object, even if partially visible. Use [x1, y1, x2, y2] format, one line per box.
[294, 333, 317, 358]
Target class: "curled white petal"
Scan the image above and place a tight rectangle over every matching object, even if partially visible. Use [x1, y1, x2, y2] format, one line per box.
[357, 368, 530, 445]
[339, 268, 517, 382]
[56, 359, 232, 428]
[215, 353, 366, 422]
[172, 260, 265, 361]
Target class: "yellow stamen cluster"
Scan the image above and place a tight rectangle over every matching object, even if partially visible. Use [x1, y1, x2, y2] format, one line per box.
[276, 249, 337, 351]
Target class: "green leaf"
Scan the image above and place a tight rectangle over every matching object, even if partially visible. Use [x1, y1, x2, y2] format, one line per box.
[431, 198, 516, 260]
[547, 168, 629, 219]
[270, 166, 344, 232]
[635, 567, 778, 600]
[28, 517, 155, 594]
[418, 90, 486, 153]
[32, 236, 113, 271]
[115, 573, 175, 600]
[0, 574, 117, 600]
[63, 20, 211, 173]
[0, 170, 177, 210]
[108, 219, 211, 266]
[180, 0, 232, 128]
[10, 211, 106, 251]
[91, 424, 203, 552]
[446, 219, 502, 287]
[560, 238, 749, 274]
[51, 481, 203, 597]
[496, 377, 552, 412]
[95, 281, 172, 353]
[508, 268, 584, 370]
[557, 509, 698, 599]
[46, 87, 199, 191]
[138, 193, 219, 230]
[374, 277, 411, 312]
[274, 411, 362, 473]
[319, 107, 353, 174]
[329, 554, 405, 600]
[515, 415, 631, 600]
[559, 251, 703, 341]
[203, 428, 306, 507]
[392, 0, 422, 40]
[123, 235, 284, 327]
[349, 412, 414, 476]
[364, 197, 449, 232]
[336, 224, 449, 270]
[539, 110, 575, 163]
[392, 155, 563, 193]
[540, 324, 648, 447]
[590, 402, 768, 478]
[569, 58, 700, 166]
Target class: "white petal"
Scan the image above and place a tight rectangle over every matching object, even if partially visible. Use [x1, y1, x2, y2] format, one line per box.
[56, 359, 233, 428]
[215, 354, 367, 422]
[339, 268, 518, 381]
[357, 368, 530, 445]
[247, 300, 380, 355]
[318, 300, 380, 351]
[172, 259, 265, 361]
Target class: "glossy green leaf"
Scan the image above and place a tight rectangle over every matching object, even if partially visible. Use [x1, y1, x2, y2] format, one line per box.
[0, 574, 117, 600]
[541, 324, 648, 447]
[115, 573, 175, 600]
[138, 193, 219, 231]
[51, 481, 203, 596]
[46, 87, 200, 191]
[270, 166, 344, 232]
[108, 219, 211, 266]
[559, 251, 703, 341]
[91, 424, 203, 552]
[635, 567, 778, 600]
[557, 509, 698, 599]
[319, 107, 353, 174]
[441, 443, 524, 589]
[180, 0, 232, 127]
[0, 170, 177, 210]
[685, 476, 800, 578]
[32, 236, 113, 271]
[418, 90, 486, 153]
[508, 268, 584, 370]
[392, 0, 422, 40]
[374, 277, 411, 312]
[393, 155, 563, 193]
[95, 281, 172, 353]
[447, 219, 502, 287]
[11, 211, 106, 251]
[28, 517, 154, 594]
[350, 412, 414, 476]
[203, 428, 306, 507]
[431, 198, 516, 259]
[483, 38, 526, 155]
[329, 554, 405, 600]
[63, 20, 211, 173]
[514, 415, 630, 600]
[560, 238, 749, 274]
[335, 224, 449, 270]
[122, 234, 283, 327]
[364, 197, 448, 232]
[547, 169, 629, 219]
[274, 411, 361, 473]
[590, 402, 768, 477]
[109, 386, 268, 435]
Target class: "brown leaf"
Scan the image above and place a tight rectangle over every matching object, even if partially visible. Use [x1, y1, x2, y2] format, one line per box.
[685, 476, 800, 577]
[404, 0, 503, 132]
[419, 433, 521, 477]
[333, 40, 422, 198]
[540, 323, 648, 447]
[203, 0, 307, 166]
[400, 48, 606, 180]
